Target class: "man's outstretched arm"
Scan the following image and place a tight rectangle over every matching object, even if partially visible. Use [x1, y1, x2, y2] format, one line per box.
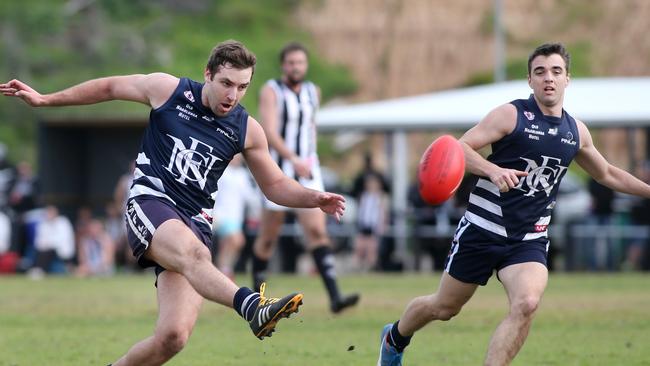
[0, 72, 178, 108]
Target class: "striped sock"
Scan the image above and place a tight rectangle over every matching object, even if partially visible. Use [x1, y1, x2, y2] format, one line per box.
[233, 287, 260, 322]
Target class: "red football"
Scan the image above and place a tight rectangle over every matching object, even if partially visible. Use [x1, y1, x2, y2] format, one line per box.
[417, 135, 466, 205]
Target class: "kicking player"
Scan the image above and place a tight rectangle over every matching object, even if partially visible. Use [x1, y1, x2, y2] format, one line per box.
[2, 40, 345, 366]
[377, 43, 650, 365]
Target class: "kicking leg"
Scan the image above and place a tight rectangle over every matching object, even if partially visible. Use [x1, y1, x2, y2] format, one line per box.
[146, 219, 238, 306]
[113, 271, 203, 366]
[484, 262, 547, 366]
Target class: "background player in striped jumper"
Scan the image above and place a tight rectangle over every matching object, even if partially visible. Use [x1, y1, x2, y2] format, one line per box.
[251, 42, 359, 313]
[377, 43, 650, 366]
[1, 40, 345, 366]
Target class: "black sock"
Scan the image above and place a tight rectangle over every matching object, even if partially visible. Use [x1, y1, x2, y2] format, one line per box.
[252, 254, 269, 292]
[233, 287, 260, 322]
[311, 245, 341, 303]
[388, 321, 412, 352]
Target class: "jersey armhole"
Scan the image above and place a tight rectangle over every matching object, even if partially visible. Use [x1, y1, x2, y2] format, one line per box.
[501, 102, 523, 142]
[150, 77, 184, 114]
[238, 113, 249, 152]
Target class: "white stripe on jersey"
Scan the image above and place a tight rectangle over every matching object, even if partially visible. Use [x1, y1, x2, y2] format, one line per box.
[134, 167, 165, 192]
[522, 216, 551, 240]
[129, 184, 176, 204]
[469, 193, 503, 216]
[476, 178, 501, 196]
[465, 211, 508, 237]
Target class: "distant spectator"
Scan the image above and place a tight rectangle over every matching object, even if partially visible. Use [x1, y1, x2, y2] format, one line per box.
[113, 160, 135, 212]
[76, 219, 115, 277]
[0, 143, 16, 210]
[104, 201, 132, 270]
[354, 174, 389, 272]
[351, 152, 390, 200]
[585, 177, 616, 270]
[0, 209, 17, 274]
[212, 154, 257, 279]
[0, 210, 10, 254]
[28, 205, 75, 278]
[8, 161, 38, 214]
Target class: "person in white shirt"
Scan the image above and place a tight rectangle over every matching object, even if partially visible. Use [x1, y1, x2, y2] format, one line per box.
[212, 154, 258, 278]
[30, 205, 75, 276]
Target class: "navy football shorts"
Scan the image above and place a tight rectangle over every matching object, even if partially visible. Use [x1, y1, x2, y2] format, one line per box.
[125, 196, 212, 275]
[444, 217, 549, 285]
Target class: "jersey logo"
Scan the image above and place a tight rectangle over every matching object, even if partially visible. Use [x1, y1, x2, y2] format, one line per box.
[217, 127, 238, 142]
[524, 111, 535, 121]
[514, 155, 567, 197]
[164, 134, 221, 189]
[184, 90, 195, 103]
[561, 131, 577, 146]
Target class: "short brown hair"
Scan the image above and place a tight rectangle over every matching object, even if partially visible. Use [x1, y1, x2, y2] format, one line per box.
[279, 42, 309, 63]
[527, 43, 571, 75]
[206, 40, 257, 79]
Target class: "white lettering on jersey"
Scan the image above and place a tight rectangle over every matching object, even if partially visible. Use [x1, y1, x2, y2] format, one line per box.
[164, 134, 221, 189]
[514, 155, 567, 197]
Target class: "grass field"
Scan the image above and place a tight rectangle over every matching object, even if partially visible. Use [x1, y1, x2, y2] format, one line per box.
[1, 272, 649, 365]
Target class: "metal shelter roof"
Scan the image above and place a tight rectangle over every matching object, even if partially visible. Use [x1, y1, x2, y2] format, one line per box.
[317, 77, 650, 131]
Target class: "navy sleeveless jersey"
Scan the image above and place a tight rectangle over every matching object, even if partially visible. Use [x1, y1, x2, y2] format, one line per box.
[465, 94, 580, 243]
[129, 77, 248, 230]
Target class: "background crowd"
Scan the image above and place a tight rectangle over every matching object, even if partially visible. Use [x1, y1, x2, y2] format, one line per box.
[1, 141, 649, 280]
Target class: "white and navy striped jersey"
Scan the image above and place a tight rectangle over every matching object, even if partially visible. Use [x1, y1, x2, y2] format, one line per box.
[266, 79, 319, 180]
[465, 94, 580, 242]
[129, 78, 248, 231]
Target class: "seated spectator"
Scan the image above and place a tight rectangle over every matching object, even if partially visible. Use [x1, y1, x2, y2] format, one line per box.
[75, 219, 115, 277]
[104, 201, 132, 270]
[0, 209, 17, 274]
[0, 210, 9, 254]
[28, 205, 75, 278]
[354, 174, 389, 271]
[212, 154, 257, 279]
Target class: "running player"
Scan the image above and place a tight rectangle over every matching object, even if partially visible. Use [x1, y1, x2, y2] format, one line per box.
[1, 40, 346, 366]
[251, 42, 359, 313]
[377, 43, 650, 366]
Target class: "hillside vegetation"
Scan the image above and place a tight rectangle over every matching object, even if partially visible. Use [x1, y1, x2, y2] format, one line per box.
[0, 0, 356, 161]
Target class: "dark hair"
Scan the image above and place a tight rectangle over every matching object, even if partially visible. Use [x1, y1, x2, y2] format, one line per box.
[206, 40, 257, 79]
[279, 42, 308, 63]
[527, 43, 570, 75]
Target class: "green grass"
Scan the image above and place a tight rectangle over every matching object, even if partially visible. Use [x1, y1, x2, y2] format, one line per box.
[1, 273, 649, 365]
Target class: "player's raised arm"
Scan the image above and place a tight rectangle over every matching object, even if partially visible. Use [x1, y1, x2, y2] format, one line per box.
[459, 103, 527, 192]
[242, 116, 345, 220]
[0, 72, 178, 109]
[574, 119, 650, 198]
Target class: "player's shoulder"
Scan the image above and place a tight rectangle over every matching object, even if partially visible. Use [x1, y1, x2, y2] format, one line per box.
[482, 103, 517, 126]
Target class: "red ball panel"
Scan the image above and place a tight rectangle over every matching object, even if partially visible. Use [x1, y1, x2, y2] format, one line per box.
[417, 135, 466, 205]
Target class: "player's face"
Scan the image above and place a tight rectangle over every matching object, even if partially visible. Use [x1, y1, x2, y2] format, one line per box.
[204, 63, 252, 116]
[282, 50, 308, 85]
[528, 53, 570, 110]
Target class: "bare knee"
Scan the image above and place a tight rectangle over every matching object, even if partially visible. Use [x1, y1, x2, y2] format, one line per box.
[433, 303, 462, 321]
[156, 327, 191, 357]
[305, 227, 328, 247]
[179, 244, 211, 271]
[510, 296, 540, 318]
[423, 295, 463, 321]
